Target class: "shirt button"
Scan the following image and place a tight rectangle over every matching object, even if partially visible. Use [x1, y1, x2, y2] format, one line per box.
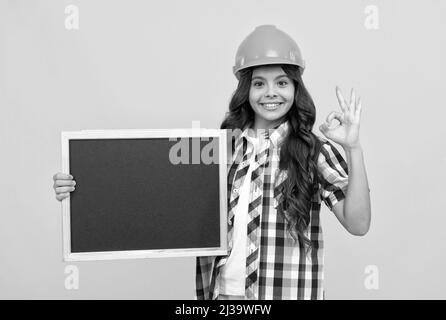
[233, 188, 239, 195]
[228, 220, 232, 225]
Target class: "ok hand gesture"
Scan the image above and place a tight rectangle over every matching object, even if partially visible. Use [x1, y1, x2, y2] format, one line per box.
[319, 86, 362, 149]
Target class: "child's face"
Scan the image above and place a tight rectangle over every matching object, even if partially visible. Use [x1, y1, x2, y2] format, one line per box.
[249, 65, 295, 130]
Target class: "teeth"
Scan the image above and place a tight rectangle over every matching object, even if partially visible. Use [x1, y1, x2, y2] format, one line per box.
[262, 103, 282, 109]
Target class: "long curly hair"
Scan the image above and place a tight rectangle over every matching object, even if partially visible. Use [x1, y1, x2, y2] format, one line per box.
[221, 64, 323, 251]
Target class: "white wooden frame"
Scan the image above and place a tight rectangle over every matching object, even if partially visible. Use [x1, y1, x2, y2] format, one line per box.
[61, 128, 227, 261]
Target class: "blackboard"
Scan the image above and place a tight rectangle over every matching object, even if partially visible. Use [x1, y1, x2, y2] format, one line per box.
[61, 129, 227, 261]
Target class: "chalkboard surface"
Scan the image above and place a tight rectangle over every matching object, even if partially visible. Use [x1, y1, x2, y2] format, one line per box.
[61, 130, 227, 261]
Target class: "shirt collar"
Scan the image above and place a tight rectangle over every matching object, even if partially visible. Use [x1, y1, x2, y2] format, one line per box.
[235, 120, 289, 149]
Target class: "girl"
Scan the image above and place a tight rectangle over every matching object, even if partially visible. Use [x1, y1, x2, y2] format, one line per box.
[53, 25, 371, 300]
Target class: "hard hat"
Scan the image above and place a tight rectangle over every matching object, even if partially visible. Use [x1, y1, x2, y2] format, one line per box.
[233, 25, 305, 79]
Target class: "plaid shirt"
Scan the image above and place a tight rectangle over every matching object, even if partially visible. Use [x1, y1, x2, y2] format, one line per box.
[196, 121, 349, 300]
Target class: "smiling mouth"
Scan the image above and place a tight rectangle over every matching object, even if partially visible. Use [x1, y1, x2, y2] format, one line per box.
[260, 102, 283, 110]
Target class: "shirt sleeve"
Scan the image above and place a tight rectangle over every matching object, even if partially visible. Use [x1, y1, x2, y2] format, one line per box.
[195, 256, 214, 300]
[317, 140, 349, 211]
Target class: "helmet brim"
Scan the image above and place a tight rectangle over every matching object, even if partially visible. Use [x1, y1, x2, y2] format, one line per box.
[233, 59, 305, 80]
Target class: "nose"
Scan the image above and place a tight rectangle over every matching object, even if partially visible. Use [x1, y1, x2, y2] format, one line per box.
[265, 85, 278, 98]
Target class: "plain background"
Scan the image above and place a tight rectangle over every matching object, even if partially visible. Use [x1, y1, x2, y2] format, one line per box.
[1, 0, 445, 299]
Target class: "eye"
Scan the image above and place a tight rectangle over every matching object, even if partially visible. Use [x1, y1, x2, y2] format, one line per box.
[278, 80, 288, 87]
[252, 81, 264, 87]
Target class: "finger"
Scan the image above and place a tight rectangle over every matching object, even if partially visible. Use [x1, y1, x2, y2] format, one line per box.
[355, 97, 362, 120]
[326, 111, 344, 127]
[56, 193, 69, 201]
[53, 173, 73, 181]
[350, 88, 356, 112]
[336, 86, 349, 112]
[55, 186, 75, 194]
[54, 180, 76, 188]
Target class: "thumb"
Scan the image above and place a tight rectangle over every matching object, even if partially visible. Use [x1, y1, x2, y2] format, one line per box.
[319, 122, 332, 138]
[319, 122, 329, 132]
